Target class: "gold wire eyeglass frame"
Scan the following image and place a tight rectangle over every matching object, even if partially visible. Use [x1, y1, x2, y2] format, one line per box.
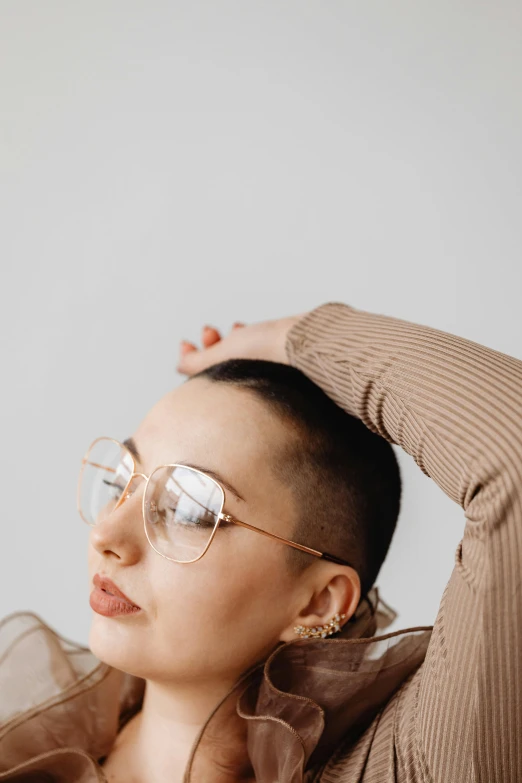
[77, 436, 355, 567]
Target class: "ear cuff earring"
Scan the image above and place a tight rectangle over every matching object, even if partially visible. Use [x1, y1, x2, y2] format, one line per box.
[294, 612, 347, 639]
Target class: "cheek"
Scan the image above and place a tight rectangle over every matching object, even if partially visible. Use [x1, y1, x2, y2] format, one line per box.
[159, 539, 289, 628]
[151, 539, 292, 671]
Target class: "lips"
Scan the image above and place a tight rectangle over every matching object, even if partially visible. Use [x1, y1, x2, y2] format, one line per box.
[93, 573, 140, 608]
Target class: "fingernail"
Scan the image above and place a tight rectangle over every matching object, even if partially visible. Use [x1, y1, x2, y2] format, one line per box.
[180, 341, 192, 354]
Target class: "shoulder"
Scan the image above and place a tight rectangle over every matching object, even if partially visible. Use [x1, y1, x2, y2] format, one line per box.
[314, 665, 424, 782]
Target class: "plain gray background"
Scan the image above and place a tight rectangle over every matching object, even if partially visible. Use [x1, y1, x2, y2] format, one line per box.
[1, 1, 520, 644]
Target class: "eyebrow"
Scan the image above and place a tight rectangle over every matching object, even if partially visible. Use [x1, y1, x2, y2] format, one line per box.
[122, 436, 246, 503]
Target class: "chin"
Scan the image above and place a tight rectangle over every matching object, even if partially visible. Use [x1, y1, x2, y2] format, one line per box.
[88, 616, 140, 669]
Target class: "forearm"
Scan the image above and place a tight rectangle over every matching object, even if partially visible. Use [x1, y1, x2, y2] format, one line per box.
[285, 302, 522, 507]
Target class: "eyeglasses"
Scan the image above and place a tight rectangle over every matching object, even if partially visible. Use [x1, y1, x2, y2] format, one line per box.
[77, 436, 354, 567]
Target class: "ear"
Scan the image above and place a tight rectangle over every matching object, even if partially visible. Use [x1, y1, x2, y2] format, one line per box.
[279, 566, 361, 643]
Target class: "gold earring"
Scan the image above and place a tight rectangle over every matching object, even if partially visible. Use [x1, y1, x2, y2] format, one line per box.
[294, 612, 347, 639]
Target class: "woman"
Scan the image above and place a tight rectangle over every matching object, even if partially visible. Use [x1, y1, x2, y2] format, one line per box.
[0, 301, 520, 782]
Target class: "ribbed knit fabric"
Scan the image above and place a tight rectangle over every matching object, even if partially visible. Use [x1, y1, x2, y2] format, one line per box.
[285, 302, 522, 783]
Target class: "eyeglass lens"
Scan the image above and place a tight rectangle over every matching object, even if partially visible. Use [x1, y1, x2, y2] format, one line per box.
[79, 438, 225, 562]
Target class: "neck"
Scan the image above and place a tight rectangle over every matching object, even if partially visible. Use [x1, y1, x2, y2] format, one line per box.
[117, 675, 253, 783]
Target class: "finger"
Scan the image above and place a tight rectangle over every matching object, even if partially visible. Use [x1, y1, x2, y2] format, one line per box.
[201, 325, 221, 348]
[177, 338, 230, 376]
[179, 340, 197, 356]
[232, 321, 245, 330]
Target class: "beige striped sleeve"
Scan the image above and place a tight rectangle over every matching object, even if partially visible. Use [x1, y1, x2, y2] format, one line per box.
[285, 302, 522, 783]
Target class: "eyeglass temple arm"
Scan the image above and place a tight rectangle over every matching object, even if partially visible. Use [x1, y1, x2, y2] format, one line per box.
[320, 551, 354, 567]
[220, 514, 354, 568]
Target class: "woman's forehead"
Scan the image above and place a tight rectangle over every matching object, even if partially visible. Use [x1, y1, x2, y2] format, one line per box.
[128, 378, 299, 547]
[132, 378, 293, 489]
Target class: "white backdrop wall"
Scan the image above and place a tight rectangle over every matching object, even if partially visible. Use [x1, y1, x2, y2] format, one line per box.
[1, 1, 520, 643]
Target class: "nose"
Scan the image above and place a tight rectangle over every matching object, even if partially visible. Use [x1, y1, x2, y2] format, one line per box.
[89, 476, 147, 562]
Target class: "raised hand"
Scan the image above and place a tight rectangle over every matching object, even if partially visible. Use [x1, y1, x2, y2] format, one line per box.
[176, 315, 306, 377]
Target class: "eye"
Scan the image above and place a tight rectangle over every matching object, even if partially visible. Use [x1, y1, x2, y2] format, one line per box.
[102, 479, 127, 499]
[172, 511, 216, 528]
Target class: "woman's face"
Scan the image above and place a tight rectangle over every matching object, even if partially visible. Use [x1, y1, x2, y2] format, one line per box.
[87, 377, 310, 688]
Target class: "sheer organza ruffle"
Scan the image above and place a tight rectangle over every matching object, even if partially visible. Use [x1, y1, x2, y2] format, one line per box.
[0, 589, 432, 782]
